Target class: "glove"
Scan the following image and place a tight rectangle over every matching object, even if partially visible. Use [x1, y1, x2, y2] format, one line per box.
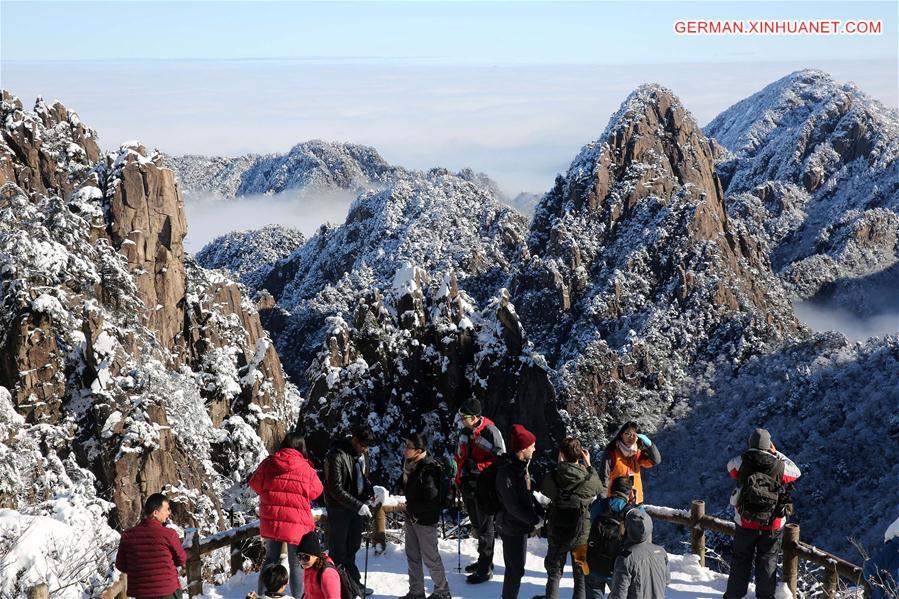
[637, 434, 652, 447]
[532, 491, 551, 507]
[358, 504, 372, 518]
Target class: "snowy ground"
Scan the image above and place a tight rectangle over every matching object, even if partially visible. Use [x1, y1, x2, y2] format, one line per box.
[201, 536, 792, 599]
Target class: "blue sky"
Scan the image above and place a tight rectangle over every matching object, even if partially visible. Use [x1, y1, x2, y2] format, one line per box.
[1, 1, 897, 251]
[3, 1, 896, 64]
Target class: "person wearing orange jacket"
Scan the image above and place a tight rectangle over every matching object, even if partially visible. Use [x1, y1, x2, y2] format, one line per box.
[453, 397, 506, 584]
[598, 421, 661, 506]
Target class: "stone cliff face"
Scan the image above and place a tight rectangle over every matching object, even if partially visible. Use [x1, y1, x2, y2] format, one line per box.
[515, 85, 800, 436]
[0, 92, 297, 533]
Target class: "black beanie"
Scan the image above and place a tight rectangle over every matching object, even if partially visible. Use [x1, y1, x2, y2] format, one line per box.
[298, 531, 322, 556]
[458, 397, 482, 417]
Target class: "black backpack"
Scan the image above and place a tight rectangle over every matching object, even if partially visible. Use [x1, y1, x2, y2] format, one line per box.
[475, 456, 506, 516]
[586, 509, 630, 577]
[319, 562, 365, 599]
[737, 453, 785, 525]
[548, 471, 585, 543]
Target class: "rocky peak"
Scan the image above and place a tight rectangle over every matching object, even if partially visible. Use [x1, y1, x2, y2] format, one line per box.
[0, 93, 298, 540]
[0, 90, 100, 199]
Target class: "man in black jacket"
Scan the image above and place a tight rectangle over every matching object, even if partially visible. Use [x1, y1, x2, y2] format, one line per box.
[496, 424, 541, 599]
[324, 424, 376, 593]
[394, 432, 451, 599]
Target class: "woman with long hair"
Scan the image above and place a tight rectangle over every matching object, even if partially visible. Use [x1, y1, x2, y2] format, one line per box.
[598, 421, 661, 505]
[249, 432, 324, 598]
[298, 531, 341, 599]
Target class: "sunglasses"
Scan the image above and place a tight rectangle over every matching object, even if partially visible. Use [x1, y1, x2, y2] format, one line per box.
[299, 553, 314, 562]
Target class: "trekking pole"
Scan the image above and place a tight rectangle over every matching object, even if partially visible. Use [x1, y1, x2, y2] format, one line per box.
[363, 516, 371, 594]
[456, 501, 462, 573]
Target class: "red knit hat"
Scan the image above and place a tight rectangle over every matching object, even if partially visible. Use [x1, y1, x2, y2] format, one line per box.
[509, 424, 536, 453]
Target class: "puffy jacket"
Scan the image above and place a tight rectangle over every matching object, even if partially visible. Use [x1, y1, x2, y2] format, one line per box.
[495, 456, 540, 536]
[864, 537, 899, 599]
[608, 510, 669, 599]
[303, 557, 342, 599]
[727, 448, 800, 531]
[394, 455, 443, 526]
[541, 461, 602, 546]
[249, 448, 324, 544]
[599, 443, 660, 505]
[324, 439, 373, 512]
[454, 416, 505, 488]
[115, 518, 186, 598]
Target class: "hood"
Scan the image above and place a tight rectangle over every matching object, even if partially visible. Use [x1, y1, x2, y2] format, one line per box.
[270, 448, 307, 474]
[555, 461, 590, 489]
[624, 509, 653, 544]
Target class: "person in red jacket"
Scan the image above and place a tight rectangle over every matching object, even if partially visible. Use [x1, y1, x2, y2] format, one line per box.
[115, 493, 187, 599]
[453, 397, 506, 584]
[298, 531, 342, 599]
[250, 432, 324, 599]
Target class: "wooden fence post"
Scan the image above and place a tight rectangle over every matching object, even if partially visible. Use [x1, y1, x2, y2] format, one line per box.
[372, 505, 387, 549]
[690, 500, 706, 567]
[26, 584, 48, 599]
[822, 561, 838, 599]
[782, 523, 800, 596]
[185, 528, 203, 598]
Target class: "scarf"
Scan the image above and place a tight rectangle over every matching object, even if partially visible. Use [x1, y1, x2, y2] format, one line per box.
[617, 439, 638, 458]
[402, 457, 417, 484]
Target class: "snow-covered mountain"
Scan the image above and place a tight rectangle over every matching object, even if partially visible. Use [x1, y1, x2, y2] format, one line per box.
[196, 225, 306, 291]
[165, 140, 399, 197]
[0, 91, 300, 595]
[706, 69, 899, 318]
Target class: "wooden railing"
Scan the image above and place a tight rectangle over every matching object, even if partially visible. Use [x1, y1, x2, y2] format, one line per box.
[643, 501, 867, 599]
[91, 498, 866, 599]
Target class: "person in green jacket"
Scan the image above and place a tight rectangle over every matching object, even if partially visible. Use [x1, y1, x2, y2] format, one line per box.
[538, 437, 602, 599]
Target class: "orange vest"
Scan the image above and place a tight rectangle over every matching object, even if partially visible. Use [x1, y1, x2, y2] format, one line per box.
[606, 447, 655, 504]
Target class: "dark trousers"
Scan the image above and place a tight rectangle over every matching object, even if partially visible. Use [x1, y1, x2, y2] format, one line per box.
[328, 505, 365, 583]
[464, 492, 495, 574]
[725, 526, 783, 599]
[545, 540, 586, 599]
[500, 532, 528, 599]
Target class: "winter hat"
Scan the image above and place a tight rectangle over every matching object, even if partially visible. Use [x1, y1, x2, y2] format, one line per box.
[610, 476, 634, 499]
[749, 428, 772, 451]
[298, 531, 322, 556]
[510, 424, 536, 453]
[458, 397, 482, 417]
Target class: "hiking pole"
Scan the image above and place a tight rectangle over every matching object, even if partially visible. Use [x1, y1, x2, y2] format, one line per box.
[363, 524, 370, 595]
[456, 502, 462, 573]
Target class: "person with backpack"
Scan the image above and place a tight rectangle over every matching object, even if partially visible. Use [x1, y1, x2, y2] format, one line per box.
[724, 428, 801, 599]
[598, 422, 660, 507]
[249, 432, 324, 599]
[585, 477, 642, 599]
[537, 437, 602, 599]
[495, 424, 541, 599]
[298, 531, 342, 599]
[863, 516, 899, 599]
[454, 397, 506, 584]
[607, 509, 669, 599]
[394, 432, 452, 599]
[324, 425, 377, 595]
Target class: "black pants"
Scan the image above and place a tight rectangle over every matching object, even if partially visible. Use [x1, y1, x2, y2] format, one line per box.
[463, 492, 495, 575]
[725, 526, 783, 599]
[544, 539, 586, 599]
[500, 532, 528, 599]
[328, 505, 365, 583]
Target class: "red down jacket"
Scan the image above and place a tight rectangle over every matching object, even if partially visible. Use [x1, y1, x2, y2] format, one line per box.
[249, 448, 324, 544]
[115, 517, 186, 599]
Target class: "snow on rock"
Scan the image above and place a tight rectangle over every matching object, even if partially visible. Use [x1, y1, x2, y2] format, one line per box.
[885, 515, 899, 543]
[706, 69, 899, 316]
[195, 225, 306, 292]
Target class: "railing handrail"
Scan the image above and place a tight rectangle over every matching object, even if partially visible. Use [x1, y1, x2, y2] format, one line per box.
[96, 497, 865, 599]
